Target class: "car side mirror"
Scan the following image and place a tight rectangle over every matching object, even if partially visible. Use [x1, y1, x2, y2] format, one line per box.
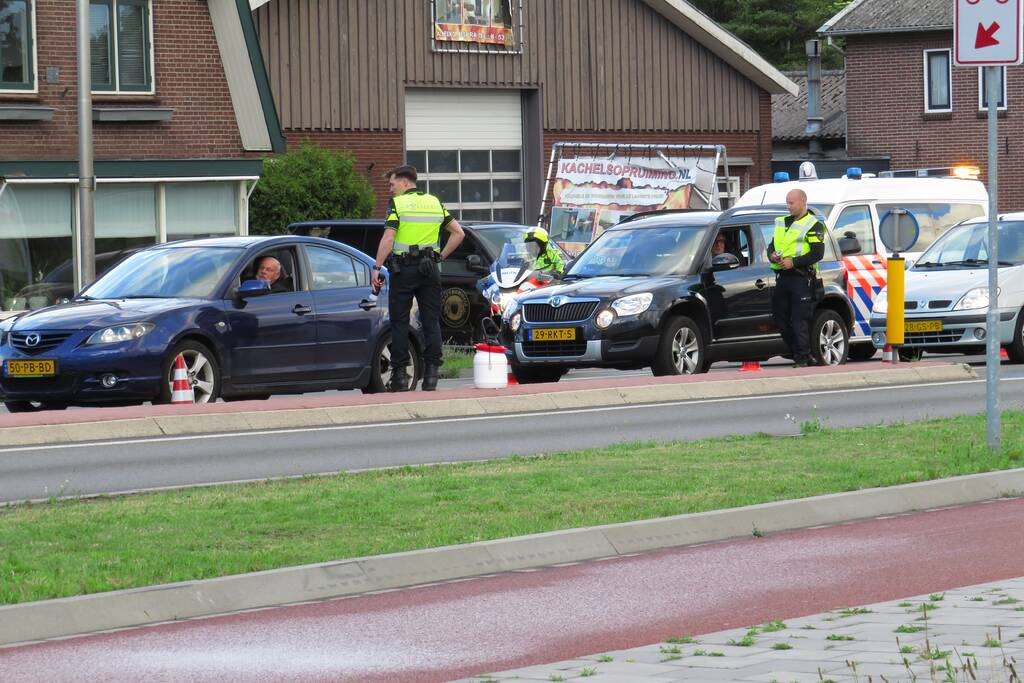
[466, 254, 489, 274]
[238, 279, 270, 298]
[838, 232, 862, 256]
[710, 253, 740, 271]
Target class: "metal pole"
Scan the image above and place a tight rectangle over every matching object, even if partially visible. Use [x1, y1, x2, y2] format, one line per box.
[75, 0, 95, 294]
[985, 65, 1000, 451]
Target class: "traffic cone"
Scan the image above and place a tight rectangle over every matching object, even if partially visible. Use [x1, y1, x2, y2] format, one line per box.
[507, 370, 518, 386]
[1001, 348, 1009, 360]
[881, 345, 893, 363]
[170, 353, 194, 404]
[739, 360, 762, 372]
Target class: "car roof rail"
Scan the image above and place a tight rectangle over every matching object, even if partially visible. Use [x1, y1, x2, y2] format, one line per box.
[616, 208, 714, 225]
[717, 204, 791, 221]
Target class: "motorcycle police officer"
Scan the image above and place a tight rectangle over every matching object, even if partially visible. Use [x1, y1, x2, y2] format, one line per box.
[523, 227, 565, 277]
[371, 165, 464, 392]
[767, 188, 825, 367]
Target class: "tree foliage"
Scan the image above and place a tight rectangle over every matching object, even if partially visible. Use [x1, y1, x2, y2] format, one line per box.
[249, 140, 376, 235]
[688, 0, 851, 70]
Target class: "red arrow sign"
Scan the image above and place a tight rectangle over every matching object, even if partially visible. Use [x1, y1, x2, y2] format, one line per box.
[976, 21, 1001, 49]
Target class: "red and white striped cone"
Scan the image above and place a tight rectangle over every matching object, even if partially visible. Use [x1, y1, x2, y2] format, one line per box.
[1001, 348, 1009, 360]
[507, 370, 518, 386]
[881, 344, 893, 363]
[170, 353, 194, 404]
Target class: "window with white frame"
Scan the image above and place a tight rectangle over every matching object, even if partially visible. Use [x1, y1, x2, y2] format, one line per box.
[978, 66, 1007, 111]
[405, 149, 523, 223]
[0, 0, 35, 91]
[90, 0, 153, 93]
[924, 49, 952, 113]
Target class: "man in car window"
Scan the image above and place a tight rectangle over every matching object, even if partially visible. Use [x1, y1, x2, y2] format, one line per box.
[767, 189, 825, 367]
[712, 233, 726, 256]
[372, 165, 465, 392]
[256, 256, 292, 294]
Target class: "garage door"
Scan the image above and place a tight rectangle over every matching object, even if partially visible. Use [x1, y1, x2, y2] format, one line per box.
[405, 89, 523, 222]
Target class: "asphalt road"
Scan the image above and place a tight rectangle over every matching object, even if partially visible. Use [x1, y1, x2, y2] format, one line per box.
[2, 497, 1022, 682]
[1, 368, 1022, 505]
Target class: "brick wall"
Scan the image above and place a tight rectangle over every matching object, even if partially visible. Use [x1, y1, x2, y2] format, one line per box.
[0, 0, 247, 161]
[846, 32, 1024, 210]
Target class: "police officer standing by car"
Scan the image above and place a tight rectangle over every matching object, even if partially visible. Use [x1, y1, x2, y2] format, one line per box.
[767, 188, 825, 367]
[371, 165, 464, 392]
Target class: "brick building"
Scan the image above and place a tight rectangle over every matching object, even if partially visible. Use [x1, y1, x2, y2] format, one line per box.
[250, 0, 797, 219]
[0, 0, 284, 311]
[820, 0, 1024, 209]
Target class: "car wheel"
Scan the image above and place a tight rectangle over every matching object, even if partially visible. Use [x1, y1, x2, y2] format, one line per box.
[811, 309, 849, 366]
[652, 315, 708, 375]
[510, 363, 565, 384]
[157, 340, 220, 404]
[847, 342, 877, 362]
[3, 400, 68, 413]
[363, 334, 422, 393]
[1007, 308, 1024, 364]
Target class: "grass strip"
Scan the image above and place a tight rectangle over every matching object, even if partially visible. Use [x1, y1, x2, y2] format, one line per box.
[440, 345, 475, 379]
[1, 411, 1022, 605]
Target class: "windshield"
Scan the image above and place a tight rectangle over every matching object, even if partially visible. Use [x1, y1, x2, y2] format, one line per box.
[82, 247, 243, 299]
[475, 227, 570, 260]
[915, 221, 1024, 268]
[568, 225, 706, 277]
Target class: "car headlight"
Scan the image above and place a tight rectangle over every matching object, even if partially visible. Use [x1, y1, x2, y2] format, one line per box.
[594, 309, 616, 329]
[86, 323, 155, 345]
[954, 287, 997, 310]
[872, 289, 888, 315]
[610, 293, 653, 316]
[509, 312, 522, 332]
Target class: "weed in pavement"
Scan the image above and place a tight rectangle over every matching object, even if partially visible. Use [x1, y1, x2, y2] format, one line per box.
[665, 635, 698, 644]
[728, 635, 757, 647]
[762, 620, 787, 632]
[826, 634, 855, 641]
[597, 655, 613, 662]
[772, 642, 793, 650]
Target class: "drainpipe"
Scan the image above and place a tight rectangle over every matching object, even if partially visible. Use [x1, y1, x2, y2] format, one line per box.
[804, 39, 824, 160]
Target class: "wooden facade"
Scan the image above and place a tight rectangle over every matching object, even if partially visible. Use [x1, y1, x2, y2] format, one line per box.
[253, 0, 763, 132]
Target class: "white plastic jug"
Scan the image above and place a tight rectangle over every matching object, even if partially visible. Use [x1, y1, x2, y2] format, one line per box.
[473, 343, 508, 389]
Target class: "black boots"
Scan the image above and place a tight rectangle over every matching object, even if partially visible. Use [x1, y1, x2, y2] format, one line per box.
[387, 368, 411, 392]
[421, 364, 440, 392]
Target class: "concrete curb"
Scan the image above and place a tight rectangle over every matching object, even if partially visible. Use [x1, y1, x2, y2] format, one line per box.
[0, 364, 975, 447]
[1, 465, 1021, 647]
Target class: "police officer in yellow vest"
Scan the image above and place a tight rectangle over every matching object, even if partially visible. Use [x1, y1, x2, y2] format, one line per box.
[767, 188, 825, 367]
[372, 165, 465, 391]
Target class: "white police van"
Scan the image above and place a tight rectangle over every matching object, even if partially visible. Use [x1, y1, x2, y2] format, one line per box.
[735, 163, 988, 360]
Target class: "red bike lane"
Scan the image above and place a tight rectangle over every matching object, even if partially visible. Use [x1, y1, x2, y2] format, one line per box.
[2, 497, 1023, 682]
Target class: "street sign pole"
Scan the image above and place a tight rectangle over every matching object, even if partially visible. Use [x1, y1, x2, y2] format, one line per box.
[75, 0, 95, 294]
[985, 64, 1000, 451]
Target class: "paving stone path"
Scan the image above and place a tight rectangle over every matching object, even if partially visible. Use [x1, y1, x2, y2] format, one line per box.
[454, 577, 1024, 683]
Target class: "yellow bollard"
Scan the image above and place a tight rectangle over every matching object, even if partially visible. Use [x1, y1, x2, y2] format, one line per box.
[886, 257, 905, 346]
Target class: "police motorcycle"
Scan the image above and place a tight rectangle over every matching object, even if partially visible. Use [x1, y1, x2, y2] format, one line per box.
[477, 241, 561, 331]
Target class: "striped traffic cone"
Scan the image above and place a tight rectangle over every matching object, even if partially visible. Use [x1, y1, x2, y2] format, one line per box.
[170, 353, 194, 404]
[739, 360, 762, 372]
[1001, 348, 1009, 360]
[506, 370, 518, 386]
[881, 345, 893, 363]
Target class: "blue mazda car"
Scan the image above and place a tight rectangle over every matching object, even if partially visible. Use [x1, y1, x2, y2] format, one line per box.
[0, 236, 422, 412]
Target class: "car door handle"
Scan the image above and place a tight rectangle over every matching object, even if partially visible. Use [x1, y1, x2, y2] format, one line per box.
[359, 298, 377, 310]
[871, 259, 882, 266]
[292, 304, 312, 316]
[755, 279, 767, 289]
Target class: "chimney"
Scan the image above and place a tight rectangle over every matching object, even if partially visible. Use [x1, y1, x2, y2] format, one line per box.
[804, 39, 824, 159]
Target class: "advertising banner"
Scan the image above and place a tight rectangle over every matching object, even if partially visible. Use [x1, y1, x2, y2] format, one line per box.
[434, 0, 514, 47]
[549, 155, 718, 255]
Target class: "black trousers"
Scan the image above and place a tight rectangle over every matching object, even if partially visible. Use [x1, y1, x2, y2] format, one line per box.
[388, 261, 443, 370]
[771, 273, 814, 363]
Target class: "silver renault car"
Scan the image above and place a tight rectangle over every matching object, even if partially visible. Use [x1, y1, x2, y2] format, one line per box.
[870, 214, 1024, 361]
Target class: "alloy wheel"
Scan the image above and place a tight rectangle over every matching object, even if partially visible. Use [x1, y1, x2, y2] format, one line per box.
[168, 348, 217, 404]
[818, 319, 846, 366]
[671, 326, 700, 374]
[379, 344, 393, 387]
